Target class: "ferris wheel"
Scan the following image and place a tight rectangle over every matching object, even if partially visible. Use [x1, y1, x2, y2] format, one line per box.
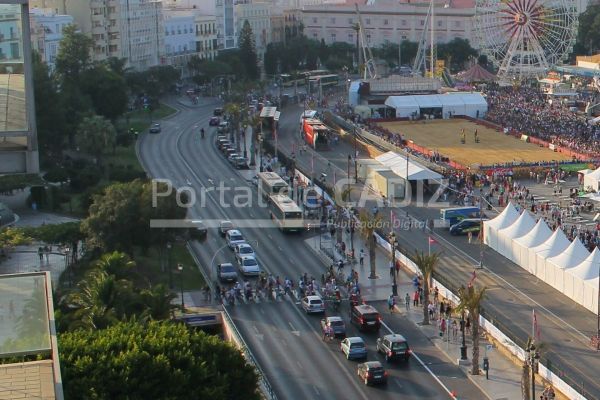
[474, 0, 578, 79]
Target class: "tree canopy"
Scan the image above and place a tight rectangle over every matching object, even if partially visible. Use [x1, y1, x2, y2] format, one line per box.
[55, 24, 93, 85]
[77, 115, 117, 164]
[574, 5, 600, 56]
[59, 320, 260, 400]
[238, 20, 260, 80]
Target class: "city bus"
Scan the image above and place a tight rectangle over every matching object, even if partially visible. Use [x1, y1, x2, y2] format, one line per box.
[302, 69, 329, 78]
[258, 172, 289, 200]
[440, 206, 483, 226]
[269, 194, 304, 232]
[308, 74, 340, 90]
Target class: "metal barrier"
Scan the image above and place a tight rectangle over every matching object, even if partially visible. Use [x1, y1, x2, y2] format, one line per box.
[221, 306, 278, 400]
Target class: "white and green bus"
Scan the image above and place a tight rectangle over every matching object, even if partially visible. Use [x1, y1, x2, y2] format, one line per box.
[269, 194, 304, 232]
[309, 74, 340, 90]
[258, 172, 289, 201]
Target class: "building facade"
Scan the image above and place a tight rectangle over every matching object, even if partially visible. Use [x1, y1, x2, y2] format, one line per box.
[301, 2, 476, 49]
[0, 1, 38, 174]
[163, 10, 196, 77]
[215, 0, 238, 50]
[195, 14, 218, 61]
[235, 2, 281, 63]
[29, 8, 72, 71]
[30, 0, 164, 71]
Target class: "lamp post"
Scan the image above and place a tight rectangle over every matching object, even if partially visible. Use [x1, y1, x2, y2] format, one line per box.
[526, 342, 540, 400]
[460, 310, 468, 360]
[478, 193, 484, 269]
[178, 263, 185, 311]
[65, 247, 71, 287]
[167, 242, 173, 289]
[242, 123, 248, 159]
[347, 154, 351, 183]
[353, 126, 358, 181]
[389, 232, 398, 296]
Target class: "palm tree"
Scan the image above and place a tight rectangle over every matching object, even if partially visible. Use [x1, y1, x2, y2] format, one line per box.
[95, 251, 135, 280]
[456, 284, 487, 375]
[357, 210, 382, 279]
[224, 103, 242, 151]
[139, 284, 177, 320]
[414, 251, 440, 325]
[246, 114, 262, 167]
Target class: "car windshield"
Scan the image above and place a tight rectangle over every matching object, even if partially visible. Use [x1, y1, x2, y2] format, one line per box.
[311, 299, 322, 305]
[240, 247, 253, 254]
[392, 342, 408, 351]
[222, 223, 233, 229]
[369, 367, 384, 373]
[221, 265, 235, 272]
[231, 235, 243, 241]
[350, 342, 365, 349]
[243, 259, 257, 266]
[330, 320, 344, 326]
[363, 313, 378, 321]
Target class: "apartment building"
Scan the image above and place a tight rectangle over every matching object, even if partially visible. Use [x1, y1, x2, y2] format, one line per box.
[163, 9, 195, 76]
[195, 14, 218, 61]
[235, 2, 284, 62]
[215, 0, 239, 50]
[301, 1, 476, 48]
[30, 0, 164, 71]
[0, 1, 38, 174]
[29, 8, 72, 71]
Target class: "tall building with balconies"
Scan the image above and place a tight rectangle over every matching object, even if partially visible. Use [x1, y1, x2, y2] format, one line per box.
[195, 14, 217, 61]
[29, 8, 73, 71]
[0, 1, 39, 174]
[215, 0, 238, 50]
[30, 0, 164, 71]
[163, 9, 196, 77]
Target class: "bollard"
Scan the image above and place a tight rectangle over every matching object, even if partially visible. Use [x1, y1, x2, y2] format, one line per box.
[483, 357, 489, 380]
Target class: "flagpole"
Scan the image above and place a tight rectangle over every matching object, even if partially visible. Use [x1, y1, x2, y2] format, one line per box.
[428, 238, 431, 256]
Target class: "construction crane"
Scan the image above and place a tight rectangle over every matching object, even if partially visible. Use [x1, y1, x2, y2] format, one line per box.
[355, 4, 377, 80]
[412, 0, 437, 78]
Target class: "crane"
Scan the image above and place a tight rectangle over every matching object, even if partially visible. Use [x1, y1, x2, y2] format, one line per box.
[355, 4, 377, 80]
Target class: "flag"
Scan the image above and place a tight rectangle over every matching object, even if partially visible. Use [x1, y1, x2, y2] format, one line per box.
[428, 236, 437, 245]
[468, 270, 476, 287]
[532, 309, 541, 341]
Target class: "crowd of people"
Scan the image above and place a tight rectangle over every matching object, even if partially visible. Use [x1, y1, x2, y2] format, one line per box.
[484, 84, 600, 156]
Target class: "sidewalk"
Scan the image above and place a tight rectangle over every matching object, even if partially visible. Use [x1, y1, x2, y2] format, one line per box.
[306, 228, 543, 400]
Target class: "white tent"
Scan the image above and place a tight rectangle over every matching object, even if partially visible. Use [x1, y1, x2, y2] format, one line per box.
[460, 93, 488, 118]
[483, 203, 519, 251]
[531, 229, 570, 282]
[374, 151, 442, 182]
[496, 211, 536, 262]
[583, 167, 600, 191]
[414, 94, 443, 109]
[563, 248, 600, 313]
[440, 95, 466, 118]
[512, 219, 552, 273]
[544, 238, 589, 291]
[384, 96, 419, 118]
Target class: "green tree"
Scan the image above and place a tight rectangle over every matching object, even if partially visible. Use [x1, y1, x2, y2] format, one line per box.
[20, 222, 83, 263]
[574, 5, 600, 56]
[139, 284, 177, 320]
[264, 42, 280, 76]
[55, 24, 93, 85]
[0, 228, 32, 253]
[77, 115, 117, 165]
[32, 51, 66, 161]
[224, 103, 242, 151]
[95, 251, 135, 280]
[238, 20, 259, 80]
[357, 210, 382, 279]
[456, 284, 487, 375]
[82, 64, 128, 122]
[104, 57, 129, 77]
[413, 251, 440, 325]
[59, 320, 260, 400]
[437, 38, 477, 72]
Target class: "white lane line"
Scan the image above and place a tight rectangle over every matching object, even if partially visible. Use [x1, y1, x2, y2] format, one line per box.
[296, 360, 303, 370]
[381, 320, 455, 399]
[431, 232, 590, 342]
[312, 385, 320, 396]
[394, 379, 403, 389]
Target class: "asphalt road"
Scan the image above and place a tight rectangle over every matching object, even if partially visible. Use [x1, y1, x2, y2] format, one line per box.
[275, 102, 600, 399]
[136, 98, 485, 400]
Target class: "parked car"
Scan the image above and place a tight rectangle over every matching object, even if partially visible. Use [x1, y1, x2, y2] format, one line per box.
[227, 153, 241, 164]
[213, 107, 223, 116]
[189, 220, 207, 240]
[217, 139, 231, 150]
[235, 243, 256, 262]
[219, 220, 234, 237]
[217, 263, 237, 282]
[376, 334, 411, 362]
[149, 123, 161, 133]
[340, 337, 367, 360]
[209, 116, 220, 126]
[237, 255, 260, 276]
[234, 156, 248, 169]
[226, 229, 245, 249]
[350, 304, 381, 332]
[357, 361, 388, 385]
[449, 218, 487, 236]
[217, 121, 229, 133]
[301, 295, 325, 314]
[321, 316, 346, 338]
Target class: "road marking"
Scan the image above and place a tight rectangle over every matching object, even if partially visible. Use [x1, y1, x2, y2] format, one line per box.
[381, 320, 456, 398]
[296, 361, 303, 370]
[252, 324, 264, 341]
[288, 322, 300, 336]
[394, 379, 403, 388]
[312, 385, 320, 396]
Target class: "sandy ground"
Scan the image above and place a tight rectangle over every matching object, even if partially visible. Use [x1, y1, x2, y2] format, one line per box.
[378, 119, 572, 168]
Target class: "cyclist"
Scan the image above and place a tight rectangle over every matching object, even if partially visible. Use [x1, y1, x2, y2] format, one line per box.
[323, 322, 334, 341]
[200, 127, 205, 138]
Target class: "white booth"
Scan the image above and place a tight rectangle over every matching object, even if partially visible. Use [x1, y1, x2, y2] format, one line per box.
[483, 203, 519, 251]
[531, 229, 570, 282]
[496, 211, 536, 263]
[512, 219, 552, 273]
[543, 238, 589, 291]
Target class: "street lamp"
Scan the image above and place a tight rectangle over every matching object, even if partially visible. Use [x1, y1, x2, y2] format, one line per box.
[242, 124, 248, 158]
[460, 310, 468, 361]
[353, 125, 358, 182]
[526, 342, 540, 400]
[167, 242, 173, 289]
[178, 263, 185, 311]
[64, 247, 71, 287]
[388, 232, 398, 296]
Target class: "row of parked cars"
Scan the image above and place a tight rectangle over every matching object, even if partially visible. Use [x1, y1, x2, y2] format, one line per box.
[308, 301, 411, 386]
[216, 134, 248, 170]
[216, 221, 261, 281]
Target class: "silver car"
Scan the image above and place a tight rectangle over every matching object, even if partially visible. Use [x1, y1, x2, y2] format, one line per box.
[217, 263, 237, 282]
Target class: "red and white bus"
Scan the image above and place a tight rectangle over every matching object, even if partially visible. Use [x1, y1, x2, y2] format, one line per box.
[302, 118, 330, 150]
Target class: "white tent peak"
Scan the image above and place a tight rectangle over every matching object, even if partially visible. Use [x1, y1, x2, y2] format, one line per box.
[498, 210, 536, 239]
[546, 238, 590, 269]
[513, 218, 552, 247]
[569, 248, 600, 280]
[484, 203, 519, 231]
[532, 228, 570, 254]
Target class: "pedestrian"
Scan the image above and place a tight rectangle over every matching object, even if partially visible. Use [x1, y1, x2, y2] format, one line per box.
[37, 247, 43, 262]
[389, 261, 395, 279]
[387, 294, 396, 313]
[466, 315, 472, 334]
[359, 249, 365, 266]
[404, 293, 410, 311]
[44, 245, 50, 263]
[413, 290, 419, 307]
[452, 320, 458, 340]
[445, 303, 452, 318]
[428, 302, 435, 320]
[439, 317, 446, 336]
[468, 231, 473, 244]
[337, 259, 344, 274]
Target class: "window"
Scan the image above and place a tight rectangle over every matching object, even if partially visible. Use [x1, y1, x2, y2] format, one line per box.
[366, 34, 371, 42]
[330, 17, 335, 23]
[438, 21, 442, 27]
[348, 33, 353, 41]
[331, 33, 336, 41]
[365, 18, 370, 25]
[420, 20, 424, 26]
[454, 21, 461, 27]
[348, 18, 353, 24]
[401, 19, 407, 26]
[312, 17, 317, 23]
[383, 19, 388, 25]
[312, 32, 317, 38]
